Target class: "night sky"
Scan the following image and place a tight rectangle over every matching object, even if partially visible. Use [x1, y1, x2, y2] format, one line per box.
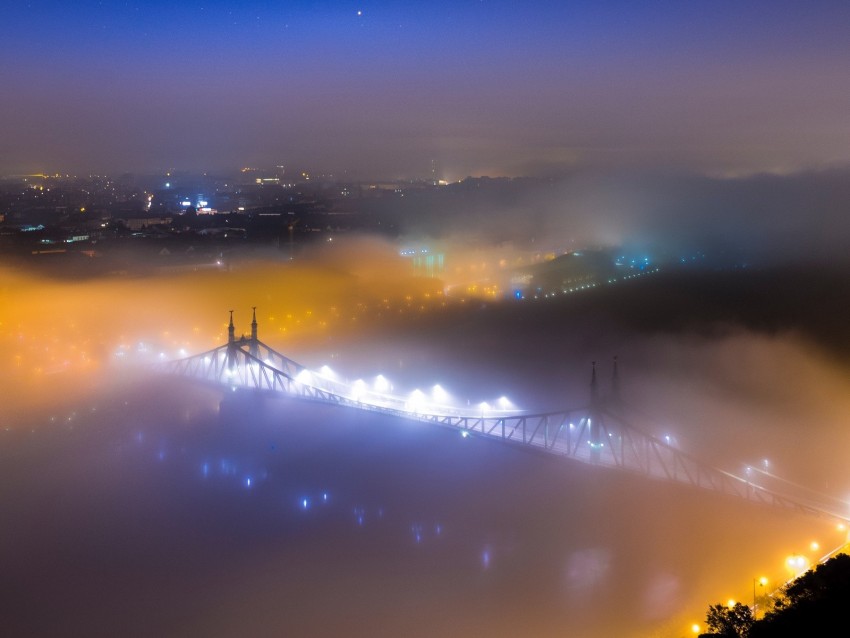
[4, 1, 850, 178]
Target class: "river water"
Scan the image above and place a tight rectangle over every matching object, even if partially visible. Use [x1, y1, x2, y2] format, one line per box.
[0, 374, 836, 638]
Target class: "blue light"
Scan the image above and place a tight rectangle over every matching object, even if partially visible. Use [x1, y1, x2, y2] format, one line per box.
[244, 477, 252, 488]
[322, 492, 329, 502]
[301, 497, 309, 510]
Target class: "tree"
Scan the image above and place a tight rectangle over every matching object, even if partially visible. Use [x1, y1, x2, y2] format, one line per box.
[748, 553, 850, 637]
[701, 553, 850, 637]
[704, 602, 754, 637]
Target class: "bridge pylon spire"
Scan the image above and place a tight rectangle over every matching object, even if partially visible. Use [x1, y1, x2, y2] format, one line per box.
[226, 310, 237, 369]
[250, 306, 259, 357]
[587, 360, 603, 460]
[590, 360, 598, 405]
[611, 355, 620, 403]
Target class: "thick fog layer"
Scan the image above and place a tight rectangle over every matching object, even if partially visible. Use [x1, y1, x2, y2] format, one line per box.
[2, 221, 849, 637]
[397, 168, 850, 270]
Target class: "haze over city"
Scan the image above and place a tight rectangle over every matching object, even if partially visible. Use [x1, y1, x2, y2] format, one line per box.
[2, 2, 850, 638]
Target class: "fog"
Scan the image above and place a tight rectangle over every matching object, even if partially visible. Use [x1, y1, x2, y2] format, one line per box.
[395, 168, 850, 271]
[2, 194, 850, 636]
[0, 236, 445, 419]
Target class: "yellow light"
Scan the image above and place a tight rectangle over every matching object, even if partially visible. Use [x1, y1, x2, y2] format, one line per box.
[786, 554, 809, 573]
[691, 624, 701, 634]
[727, 599, 736, 608]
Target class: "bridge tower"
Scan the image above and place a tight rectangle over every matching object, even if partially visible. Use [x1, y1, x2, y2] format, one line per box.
[611, 355, 620, 402]
[226, 310, 237, 369]
[250, 307, 259, 358]
[607, 355, 623, 412]
[588, 361, 602, 461]
[590, 360, 599, 405]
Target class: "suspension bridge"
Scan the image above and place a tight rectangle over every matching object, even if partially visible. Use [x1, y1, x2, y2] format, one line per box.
[158, 309, 850, 526]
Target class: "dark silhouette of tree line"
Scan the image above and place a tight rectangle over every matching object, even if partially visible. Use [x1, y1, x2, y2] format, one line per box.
[701, 552, 850, 636]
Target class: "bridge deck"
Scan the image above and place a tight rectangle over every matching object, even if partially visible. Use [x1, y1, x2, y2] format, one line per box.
[159, 337, 850, 524]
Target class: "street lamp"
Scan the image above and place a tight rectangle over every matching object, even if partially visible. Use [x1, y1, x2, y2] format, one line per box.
[753, 576, 768, 619]
[479, 401, 490, 421]
[785, 554, 809, 577]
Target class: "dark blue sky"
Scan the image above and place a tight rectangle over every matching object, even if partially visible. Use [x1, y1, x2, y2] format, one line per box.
[3, 1, 850, 178]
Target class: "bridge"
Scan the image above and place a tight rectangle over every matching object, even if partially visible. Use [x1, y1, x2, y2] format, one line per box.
[158, 310, 850, 525]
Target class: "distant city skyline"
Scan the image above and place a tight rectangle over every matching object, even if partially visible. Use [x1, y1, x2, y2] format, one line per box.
[3, 1, 850, 179]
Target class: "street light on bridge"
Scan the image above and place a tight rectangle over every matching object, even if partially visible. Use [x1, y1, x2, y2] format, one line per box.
[374, 374, 390, 393]
[351, 379, 367, 401]
[432, 384, 449, 404]
[479, 401, 490, 421]
[407, 389, 426, 413]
